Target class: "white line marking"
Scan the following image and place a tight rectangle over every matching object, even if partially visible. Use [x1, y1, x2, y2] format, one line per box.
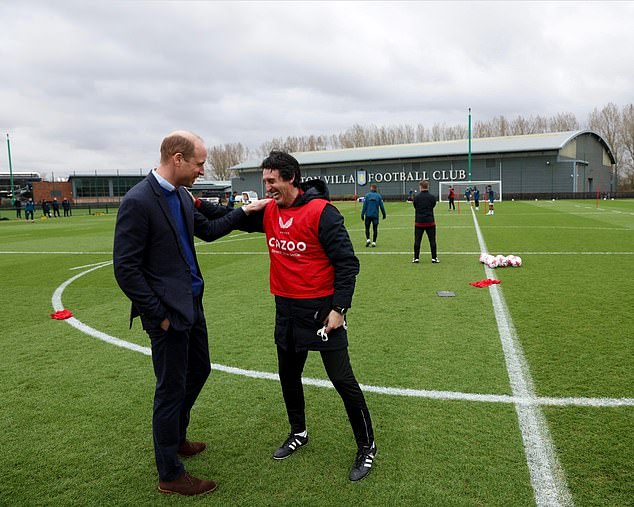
[51, 262, 633, 412]
[472, 208, 574, 507]
[5, 250, 634, 256]
[69, 261, 112, 271]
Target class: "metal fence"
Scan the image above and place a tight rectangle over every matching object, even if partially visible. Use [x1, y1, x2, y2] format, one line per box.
[0, 202, 121, 221]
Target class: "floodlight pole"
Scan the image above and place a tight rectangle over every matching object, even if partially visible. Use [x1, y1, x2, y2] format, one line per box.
[468, 108, 472, 181]
[6, 134, 16, 206]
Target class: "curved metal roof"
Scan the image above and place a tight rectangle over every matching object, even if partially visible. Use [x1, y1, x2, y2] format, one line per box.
[233, 130, 615, 169]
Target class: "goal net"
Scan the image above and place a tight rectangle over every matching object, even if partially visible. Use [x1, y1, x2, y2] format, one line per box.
[439, 180, 502, 203]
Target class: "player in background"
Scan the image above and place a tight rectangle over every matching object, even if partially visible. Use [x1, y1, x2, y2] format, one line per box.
[486, 185, 495, 215]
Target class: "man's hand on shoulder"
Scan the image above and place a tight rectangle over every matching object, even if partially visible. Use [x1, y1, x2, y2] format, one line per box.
[242, 198, 272, 215]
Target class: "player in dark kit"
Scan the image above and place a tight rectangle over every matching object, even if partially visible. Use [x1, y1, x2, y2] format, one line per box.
[412, 180, 439, 264]
[448, 186, 455, 211]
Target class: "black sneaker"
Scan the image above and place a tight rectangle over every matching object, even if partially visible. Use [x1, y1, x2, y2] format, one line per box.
[273, 433, 308, 460]
[349, 444, 377, 481]
[432, 258, 440, 263]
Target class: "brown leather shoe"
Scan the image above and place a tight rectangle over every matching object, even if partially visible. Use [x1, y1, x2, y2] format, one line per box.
[158, 472, 217, 496]
[177, 440, 206, 458]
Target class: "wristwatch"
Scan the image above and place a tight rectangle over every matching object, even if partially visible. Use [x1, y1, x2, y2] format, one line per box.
[333, 305, 347, 315]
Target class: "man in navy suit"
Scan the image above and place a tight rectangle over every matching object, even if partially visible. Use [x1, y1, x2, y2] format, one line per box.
[113, 131, 268, 496]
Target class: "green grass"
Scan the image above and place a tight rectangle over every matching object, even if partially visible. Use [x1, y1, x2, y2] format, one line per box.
[1, 199, 632, 506]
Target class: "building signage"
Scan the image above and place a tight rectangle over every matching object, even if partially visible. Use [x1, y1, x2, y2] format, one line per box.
[301, 169, 467, 186]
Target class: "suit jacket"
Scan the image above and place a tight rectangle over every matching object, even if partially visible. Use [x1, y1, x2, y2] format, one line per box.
[113, 173, 246, 331]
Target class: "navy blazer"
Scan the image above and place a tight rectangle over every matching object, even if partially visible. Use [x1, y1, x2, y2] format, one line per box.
[113, 173, 247, 331]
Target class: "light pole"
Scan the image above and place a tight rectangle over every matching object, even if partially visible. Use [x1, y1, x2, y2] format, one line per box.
[6, 134, 14, 206]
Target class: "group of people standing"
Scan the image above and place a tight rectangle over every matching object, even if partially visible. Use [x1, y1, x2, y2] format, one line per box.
[112, 131, 501, 497]
[450, 185, 495, 214]
[364, 182, 496, 265]
[113, 132, 376, 497]
[361, 180, 439, 264]
[15, 197, 72, 221]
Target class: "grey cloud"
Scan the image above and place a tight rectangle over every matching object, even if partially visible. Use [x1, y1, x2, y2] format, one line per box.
[1, 1, 633, 176]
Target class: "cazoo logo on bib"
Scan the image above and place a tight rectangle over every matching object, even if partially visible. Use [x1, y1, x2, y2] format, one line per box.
[268, 237, 307, 252]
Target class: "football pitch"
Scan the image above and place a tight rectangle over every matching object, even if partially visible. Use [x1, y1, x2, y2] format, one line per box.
[1, 199, 632, 506]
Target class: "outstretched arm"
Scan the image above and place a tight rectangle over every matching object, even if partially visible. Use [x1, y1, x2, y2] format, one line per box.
[194, 198, 269, 237]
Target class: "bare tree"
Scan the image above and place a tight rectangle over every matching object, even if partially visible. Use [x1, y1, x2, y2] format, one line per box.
[415, 124, 428, 142]
[588, 103, 622, 173]
[206, 143, 248, 180]
[430, 123, 447, 141]
[549, 112, 579, 132]
[619, 103, 634, 188]
[490, 115, 510, 136]
[509, 116, 531, 135]
[531, 115, 549, 134]
[473, 120, 494, 138]
[306, 134, 329, 152]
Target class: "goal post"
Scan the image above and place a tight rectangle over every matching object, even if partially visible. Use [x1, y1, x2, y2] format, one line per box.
[439, 180, 503, 202]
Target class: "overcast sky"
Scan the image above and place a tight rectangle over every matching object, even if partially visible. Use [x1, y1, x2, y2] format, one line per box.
[1, 0, 633, 178]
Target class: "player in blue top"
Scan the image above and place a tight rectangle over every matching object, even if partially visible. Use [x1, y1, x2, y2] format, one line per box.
[361, 184, 387, 247]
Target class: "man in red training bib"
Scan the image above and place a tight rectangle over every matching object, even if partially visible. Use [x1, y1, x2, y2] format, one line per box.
[199, 151, 376, 481]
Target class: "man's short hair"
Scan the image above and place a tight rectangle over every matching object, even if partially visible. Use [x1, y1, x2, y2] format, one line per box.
[160, 133, 200, 163]
[420, 180, 429, 190]
[370, 184, 378, 191]
[261, 151, 301, 188]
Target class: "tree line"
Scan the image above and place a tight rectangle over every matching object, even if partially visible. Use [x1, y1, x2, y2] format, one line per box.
[206, 102, 634, 190]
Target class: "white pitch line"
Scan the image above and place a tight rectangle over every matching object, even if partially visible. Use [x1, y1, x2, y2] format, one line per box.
[6, 250, 634, 257]
[51, 262, 633, 413]
[69, 261, 113, 271]
[472, 208, 574, 507]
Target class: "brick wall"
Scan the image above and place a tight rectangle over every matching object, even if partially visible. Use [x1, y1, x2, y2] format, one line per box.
[32, 181, 73, 203]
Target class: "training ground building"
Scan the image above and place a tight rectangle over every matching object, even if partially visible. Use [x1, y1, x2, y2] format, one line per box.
[231, 130, 616, 201]
[32, 175, 232, 205]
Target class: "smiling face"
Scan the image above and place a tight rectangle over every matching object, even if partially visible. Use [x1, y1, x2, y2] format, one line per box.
[262, 168, 299, 208]
[173, 139, 206, 188]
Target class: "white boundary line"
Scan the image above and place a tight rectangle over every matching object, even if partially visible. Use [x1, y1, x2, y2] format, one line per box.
[471, 208, 574, 507]
[51, 262, 633, 413]
[6, 250, 634, 256]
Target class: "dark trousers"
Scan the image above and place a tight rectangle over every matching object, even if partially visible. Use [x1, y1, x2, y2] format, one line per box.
[448, 198, 455, 210]
[25, 211, 34, 221]
[277, 342, 374, 449]
[364, 217, 379, 242]
[414, 225, 437, 259]
[147, 297, 211, 481]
